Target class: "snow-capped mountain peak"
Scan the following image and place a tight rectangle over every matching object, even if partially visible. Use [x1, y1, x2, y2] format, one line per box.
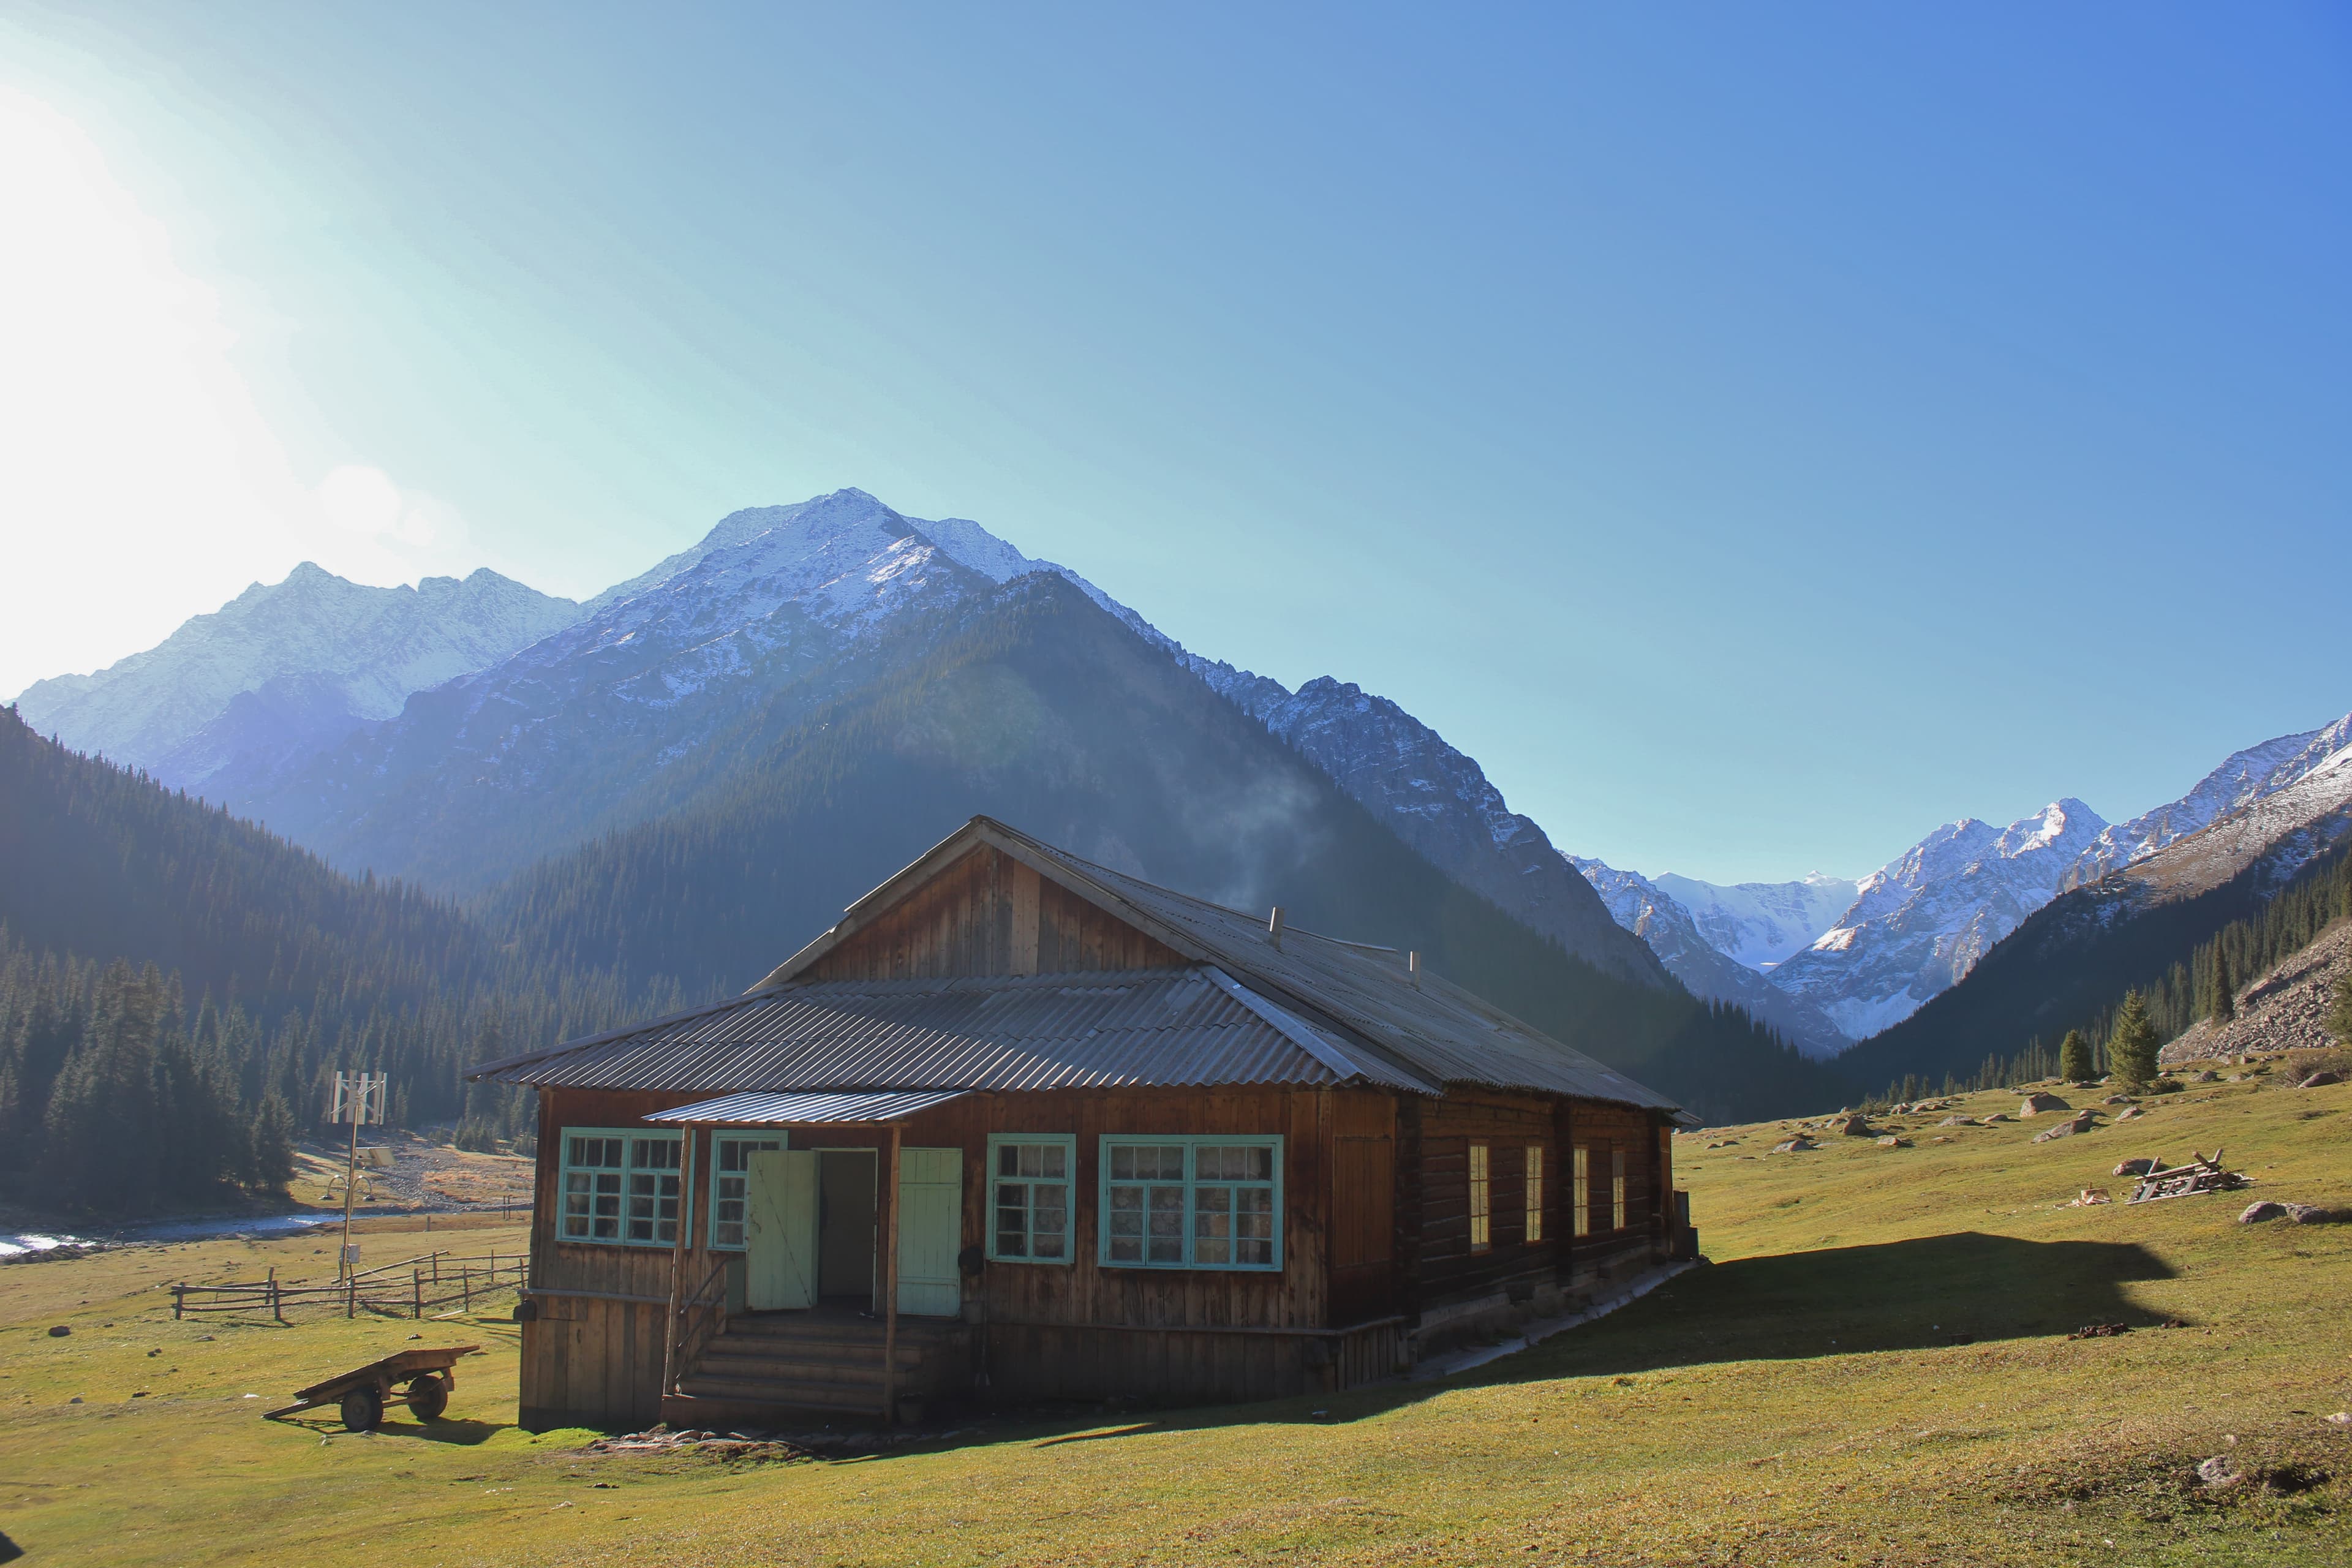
[2069, 713, 2352, 886]
[1648, 870, 1860, 973]
[1765, 798, 2109, 1041]
[11, 562, 579, 789]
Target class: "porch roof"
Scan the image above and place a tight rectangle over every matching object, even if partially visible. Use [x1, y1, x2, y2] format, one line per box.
[643, 1088, 970, 1125]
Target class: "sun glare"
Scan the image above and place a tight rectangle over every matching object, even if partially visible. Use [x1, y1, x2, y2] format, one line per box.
[0, 89, 466, 696]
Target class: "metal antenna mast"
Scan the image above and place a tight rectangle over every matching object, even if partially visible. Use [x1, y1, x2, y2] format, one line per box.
[331, 1071, 388, 1280]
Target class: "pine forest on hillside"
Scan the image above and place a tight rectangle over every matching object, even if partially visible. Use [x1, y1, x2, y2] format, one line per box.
[0, 708, 671, 1215]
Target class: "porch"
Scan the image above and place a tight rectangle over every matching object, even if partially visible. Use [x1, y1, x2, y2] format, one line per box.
[649, 1090, 969, 1427]
[665, 1301, 974, 1427]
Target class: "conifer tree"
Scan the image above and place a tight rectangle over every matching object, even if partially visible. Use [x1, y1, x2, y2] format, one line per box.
[2108, 990, 2162, 1090]
[2059, 1028, 2094, 1084]
[246, 1091, 298, 1193]
[2327, 972, 2352, 1050]
[2212, 947, 2236, 1023]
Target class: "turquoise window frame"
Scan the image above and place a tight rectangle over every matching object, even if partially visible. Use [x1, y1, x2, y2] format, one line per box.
[986, 1134, 1077, 1265]
[706, 1131, 789, 1251]
[558, 1126, 682, 1248]
[1097, 1134, 1284, 1272]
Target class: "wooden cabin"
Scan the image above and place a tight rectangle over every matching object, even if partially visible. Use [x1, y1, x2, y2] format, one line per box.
[473, 817, 1691, 1431]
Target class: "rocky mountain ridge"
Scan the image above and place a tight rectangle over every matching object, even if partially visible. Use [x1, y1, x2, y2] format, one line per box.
[12, 563, 579, 791]
[1767, 799, 2110, 1041]
[1843, 732, 2352, 1088]
[135, 491, 1665, 995]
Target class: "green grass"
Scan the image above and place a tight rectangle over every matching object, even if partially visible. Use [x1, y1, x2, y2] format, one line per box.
[5, 1080, 2350, 1565]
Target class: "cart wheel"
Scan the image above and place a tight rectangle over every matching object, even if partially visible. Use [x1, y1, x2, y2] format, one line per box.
[339, 1385, 383, 1432]
[407, 1373, 449, 1422]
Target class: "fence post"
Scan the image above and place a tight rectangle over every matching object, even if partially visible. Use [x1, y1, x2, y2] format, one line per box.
[347, 1273, 356, 1320]
[462, 1268, 472, 1314]
[173, 1283, 184, 1321]
[270, 1267, 284, 1324]
[413, 1270, 422, 1320]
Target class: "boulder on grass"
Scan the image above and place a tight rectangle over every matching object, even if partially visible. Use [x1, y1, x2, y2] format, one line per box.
[1980, 1112, 2012, 1124]
[1833, 1115, 1876, 1137]
[2114, 1158, 2156, 1177]
[2192, 1070, 2220, 1083]
[2116, 1106, 2146, 1121]
[2033, 1110, 2099, 1143]
[2238, 1201, 2288, 1224]
[2020, 1092, 2071, 1117]
[2299, 1071, 2346, 1088]
[2103, 1095, 2138, 1107]
[1875, 1135, 1912, 1148]
[1939, 1115, 1977, 1126]
[1771, 1137, 1817, 1154]
[2286, 1204, 2348, 1225]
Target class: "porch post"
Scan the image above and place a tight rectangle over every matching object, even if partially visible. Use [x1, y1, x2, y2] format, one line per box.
[660, 1125, 698, 1400]
[881, 1123, 902, 1425]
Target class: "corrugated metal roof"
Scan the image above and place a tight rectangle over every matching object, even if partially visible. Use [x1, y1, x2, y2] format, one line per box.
[475, 968, 1436, 1095]
[1047, 849, 1677, 1110]
[645, 1089, 970, 1125]
[771, 820, 1671, 1110]
[475, 817, 1678, 1114]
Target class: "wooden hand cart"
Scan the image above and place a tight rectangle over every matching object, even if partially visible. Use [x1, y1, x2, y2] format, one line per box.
[265, 1345, 480, 1431]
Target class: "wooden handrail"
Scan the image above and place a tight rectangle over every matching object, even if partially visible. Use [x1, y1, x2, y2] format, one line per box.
[668, 1257, 734, 1396]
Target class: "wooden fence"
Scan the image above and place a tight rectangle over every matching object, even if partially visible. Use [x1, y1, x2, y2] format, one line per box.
[172, 1248, 529, 1322]
[336, 1205, 530, 1236]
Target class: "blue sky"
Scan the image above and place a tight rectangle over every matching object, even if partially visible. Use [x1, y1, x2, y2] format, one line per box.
[3, 4, 2348, 883]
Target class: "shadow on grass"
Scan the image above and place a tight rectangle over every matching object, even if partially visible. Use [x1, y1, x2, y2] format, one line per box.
[370, 1417, 510, 1446]
[270, 1415, 511, 1446]
[1011, 1231, 2179, 1446]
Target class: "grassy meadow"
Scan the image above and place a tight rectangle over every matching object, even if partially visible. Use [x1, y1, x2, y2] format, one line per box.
[4, 1076, 2348, 1566]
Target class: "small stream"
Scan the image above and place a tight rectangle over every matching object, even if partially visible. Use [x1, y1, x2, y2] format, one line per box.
[4, 1203, 520, 1257]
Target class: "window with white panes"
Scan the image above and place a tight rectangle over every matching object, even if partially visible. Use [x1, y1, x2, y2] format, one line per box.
[560, 1128, 681, 1246]
[1100, 1136, 1281, 1270]
[625, 1134, 683, 1244]
[707, 1134, 784, 1250]
[561, 1131, 625, 1242]
[988, 1135, 1075, 1263]
[1611, 1147, 1627, 1231]
[1525, 1144, 1545, 1243]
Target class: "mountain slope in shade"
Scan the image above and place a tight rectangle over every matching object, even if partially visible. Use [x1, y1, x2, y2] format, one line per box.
[1768, 799, 2110, 1041]
[1199, 679, 1672, 992]
[1844, 738, 2352, 1090]
[221, 491, 995, 892]
[209, 491, 1678, 994]
[484, 573, 1849, 1123]
[1652, 872, 1858, 971]
[2068, 712, 2352, 887]
[12, 564, 579, 791]
[1572, 858, 1853, 1057]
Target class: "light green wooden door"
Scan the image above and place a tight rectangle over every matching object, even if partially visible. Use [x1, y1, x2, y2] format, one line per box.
[896, 1147, 963, 1318]
[747, 1149, 818, 1310]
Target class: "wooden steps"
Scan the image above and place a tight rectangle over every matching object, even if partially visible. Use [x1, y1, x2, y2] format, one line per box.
[671, 1309, 967, 1421]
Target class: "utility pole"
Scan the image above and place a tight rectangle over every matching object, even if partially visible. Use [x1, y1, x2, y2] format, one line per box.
[331, 1071, 388, 1281]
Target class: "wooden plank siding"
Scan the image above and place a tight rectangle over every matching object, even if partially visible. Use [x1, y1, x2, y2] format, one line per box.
[510, 839, 1680, 1425]
[804, 845, 1191, 982]
[521, 1081, 1408, 1423]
